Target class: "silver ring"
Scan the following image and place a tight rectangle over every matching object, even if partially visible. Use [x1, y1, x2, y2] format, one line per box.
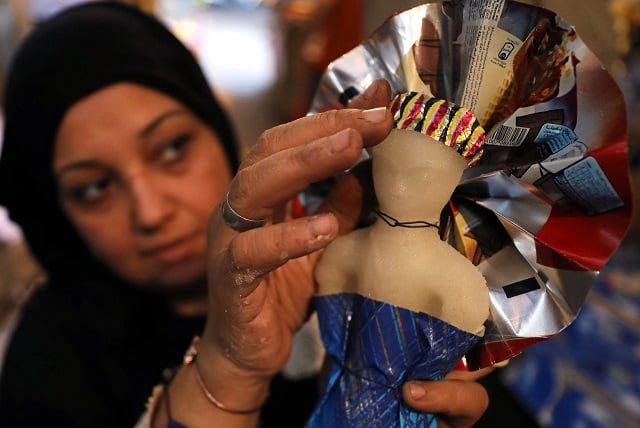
[221, 192, 266, 232]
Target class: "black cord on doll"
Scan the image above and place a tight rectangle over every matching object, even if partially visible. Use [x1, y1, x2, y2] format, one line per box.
[375, 209, 439, 228]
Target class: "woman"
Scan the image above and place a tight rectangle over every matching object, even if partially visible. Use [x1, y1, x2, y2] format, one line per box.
[0, 3, 489, 427]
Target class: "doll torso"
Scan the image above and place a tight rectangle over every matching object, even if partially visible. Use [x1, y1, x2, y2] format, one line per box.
[316, 129, 489, 334]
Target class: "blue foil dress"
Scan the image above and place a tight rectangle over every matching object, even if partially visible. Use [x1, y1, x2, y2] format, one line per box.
[307, 293, 482, 427]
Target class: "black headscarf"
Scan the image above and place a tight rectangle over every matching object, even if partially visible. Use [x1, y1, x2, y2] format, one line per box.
[0, 1, 239, 283]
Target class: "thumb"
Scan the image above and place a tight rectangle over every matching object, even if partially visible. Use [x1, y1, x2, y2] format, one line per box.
[402, 379, 489, 428]
[347, 78, 392, 110]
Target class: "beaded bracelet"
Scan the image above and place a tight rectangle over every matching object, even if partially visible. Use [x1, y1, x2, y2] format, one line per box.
[184, 336, 266, 415]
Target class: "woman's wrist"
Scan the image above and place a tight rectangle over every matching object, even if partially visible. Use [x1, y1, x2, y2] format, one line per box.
[187, 336, 271, 414]
[154, 336, 272, 428]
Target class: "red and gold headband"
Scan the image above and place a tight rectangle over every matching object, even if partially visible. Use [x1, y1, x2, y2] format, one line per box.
[389, 92, 486, 166]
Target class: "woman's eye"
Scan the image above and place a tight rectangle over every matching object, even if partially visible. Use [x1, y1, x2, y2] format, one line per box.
[159, 135, 189, 163]
[64, 178, 110, 204]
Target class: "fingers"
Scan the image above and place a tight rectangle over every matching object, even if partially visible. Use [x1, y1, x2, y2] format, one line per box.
[223, 79, 392, 226]
[228, 107, 391, 223]
[232, 214, 338, 275]
[210, 213, 339, 298]
[402, 379, 489, 428]
[228, 128, 367, 222]
[241, 80, 393, 168]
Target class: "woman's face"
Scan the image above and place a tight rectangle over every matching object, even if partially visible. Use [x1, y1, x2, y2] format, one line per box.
[53, 83, 233, 291]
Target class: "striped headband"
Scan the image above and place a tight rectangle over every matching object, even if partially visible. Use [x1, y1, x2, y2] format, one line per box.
[389, 92, 485, 166]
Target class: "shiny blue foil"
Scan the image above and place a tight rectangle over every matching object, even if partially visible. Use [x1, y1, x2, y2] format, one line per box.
[307, 293, 481, 427]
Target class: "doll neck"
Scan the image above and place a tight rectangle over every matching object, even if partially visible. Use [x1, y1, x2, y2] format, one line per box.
[375, 197, 444, 226]
[374, 208, 440, 229]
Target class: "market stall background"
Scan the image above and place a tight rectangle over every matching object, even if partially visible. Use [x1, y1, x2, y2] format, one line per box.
[0, 1, 638, 427]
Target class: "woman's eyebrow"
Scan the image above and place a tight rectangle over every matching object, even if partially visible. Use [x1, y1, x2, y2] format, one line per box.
[138, 108, 190, 137]
[55, 160, 102, 179]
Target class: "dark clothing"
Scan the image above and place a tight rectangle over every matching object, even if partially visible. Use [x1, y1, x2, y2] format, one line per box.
[1, 281, 199, 427]
[0, 3, 316, 426]
[0, 278, 318, 427]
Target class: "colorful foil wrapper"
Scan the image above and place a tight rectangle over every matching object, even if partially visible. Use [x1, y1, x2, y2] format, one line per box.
[304, 0, 633, 427]
[390, 91, 486, 165]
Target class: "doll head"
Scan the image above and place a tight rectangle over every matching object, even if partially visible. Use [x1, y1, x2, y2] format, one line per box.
[369, 92, 486, 220]
[388, 92, 485, 166]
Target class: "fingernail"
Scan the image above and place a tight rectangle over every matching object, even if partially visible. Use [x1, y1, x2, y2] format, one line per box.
[409, 383, 427, 400]
[330, 128, 351, 152]
[309, 214, 334, 238]
[363, 107, 388, 123]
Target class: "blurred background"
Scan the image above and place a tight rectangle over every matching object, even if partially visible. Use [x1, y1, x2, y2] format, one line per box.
[0, 1, 638, 427]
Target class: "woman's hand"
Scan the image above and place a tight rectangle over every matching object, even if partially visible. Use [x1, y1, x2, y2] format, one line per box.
[197, 79, 394, 410]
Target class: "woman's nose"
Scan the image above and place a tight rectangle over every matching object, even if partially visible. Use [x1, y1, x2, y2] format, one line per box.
[126, 171, 173, 231]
